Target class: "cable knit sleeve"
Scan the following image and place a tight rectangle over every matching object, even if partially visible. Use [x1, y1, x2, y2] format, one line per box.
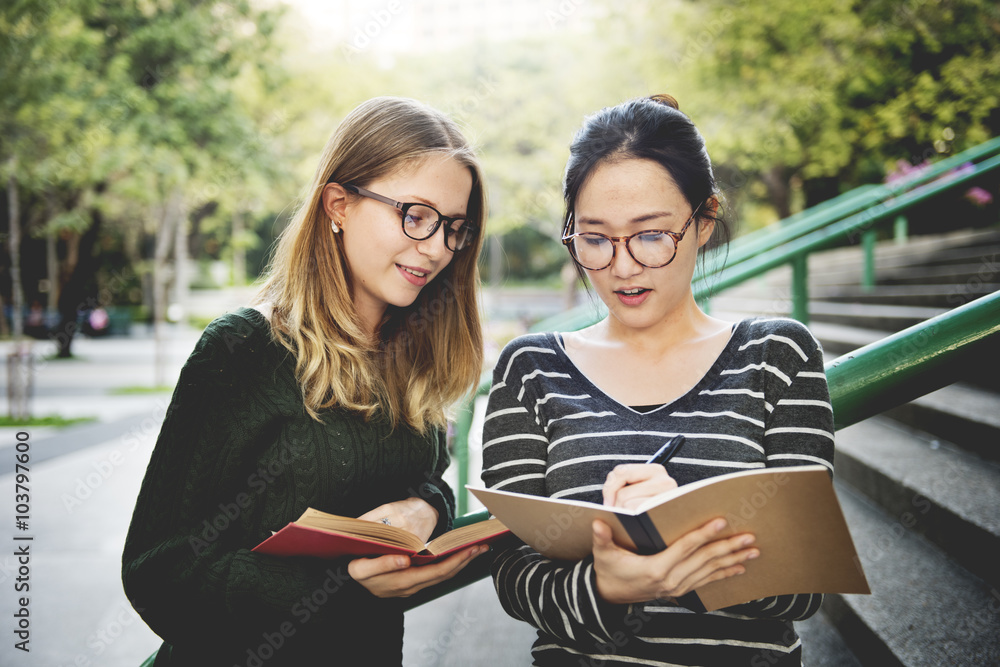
[414, 426, 455, 539]
[121, 313, 377, 648]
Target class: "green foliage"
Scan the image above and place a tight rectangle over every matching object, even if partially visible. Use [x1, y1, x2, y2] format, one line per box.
[657, 0, 1000, 217]
[4, 0, 997, 300]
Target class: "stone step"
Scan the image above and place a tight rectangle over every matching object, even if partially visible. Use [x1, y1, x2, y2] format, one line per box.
[809, 321, 887, 357]
[883, 383, 1000, 462]
[834, 415, 1000, 589]
[797, 608, 863, 667]
[808, 241, 1000, 277]
[877, 261, 1000, 286]
[722, 229, 1000, 292]
[710, 297, 943, 333]
[813, 283, 1000, 309]
[807, 301, 944, 331]
[824, 482, 1000, 666]
[798, 260, 998, 290]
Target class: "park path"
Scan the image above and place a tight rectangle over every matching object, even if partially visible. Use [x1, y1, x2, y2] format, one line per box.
[0, 301, 535, 666]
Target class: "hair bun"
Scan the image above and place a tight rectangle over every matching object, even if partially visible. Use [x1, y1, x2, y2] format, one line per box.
[649, 94, 680, 110]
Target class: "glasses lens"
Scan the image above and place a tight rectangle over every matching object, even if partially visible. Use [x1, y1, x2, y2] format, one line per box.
[447, 221, 473, 251]
[402, 204, 441, 240]
[628, 232, 677, 267]
[570, 234, 614, 269]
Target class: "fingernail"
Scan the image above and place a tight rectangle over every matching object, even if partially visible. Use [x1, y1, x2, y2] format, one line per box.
[395, 556, 408, 568]
[741, 535, 755, 547]
[713, 519, 727, 532]
[745, 549, 759, 560]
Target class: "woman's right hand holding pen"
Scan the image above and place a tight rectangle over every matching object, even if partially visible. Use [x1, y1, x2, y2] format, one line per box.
[593, 442, 759, 605]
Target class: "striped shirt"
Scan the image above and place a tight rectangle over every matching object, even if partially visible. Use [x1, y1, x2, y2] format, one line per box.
[481, 317, 834, 666]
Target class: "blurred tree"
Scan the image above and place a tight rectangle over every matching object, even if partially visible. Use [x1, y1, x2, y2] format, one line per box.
[613, 0, 1000, 227]
[1, 0, 287, 371]
[371, 27, 649, 284]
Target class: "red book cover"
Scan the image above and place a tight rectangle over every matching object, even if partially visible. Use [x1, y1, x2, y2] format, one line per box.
[251, 511, 509, 564]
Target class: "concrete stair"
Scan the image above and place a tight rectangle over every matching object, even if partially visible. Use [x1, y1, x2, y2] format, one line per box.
[712, 227, 1000, 666]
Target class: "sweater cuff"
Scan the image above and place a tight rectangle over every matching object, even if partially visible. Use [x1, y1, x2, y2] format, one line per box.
[583, 555, 635, 639]
[414, 482, 453, 539]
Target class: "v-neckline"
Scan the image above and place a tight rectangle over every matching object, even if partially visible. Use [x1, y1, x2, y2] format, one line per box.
[550, 320, 746, 417]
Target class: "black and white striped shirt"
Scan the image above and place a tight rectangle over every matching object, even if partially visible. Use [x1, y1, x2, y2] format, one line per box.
[481, 317, 835, 666]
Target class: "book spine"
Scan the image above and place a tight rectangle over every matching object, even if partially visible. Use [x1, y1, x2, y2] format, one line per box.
[621, 514, 665, 555]
[627, 515, 707, 612]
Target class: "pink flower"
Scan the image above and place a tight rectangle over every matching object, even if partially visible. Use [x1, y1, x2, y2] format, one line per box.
[964, 187, 993, 207]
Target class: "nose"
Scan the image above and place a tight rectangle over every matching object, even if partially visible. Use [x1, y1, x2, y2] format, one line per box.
[609, 240, 643, 279]
[414, 222, 450, 262]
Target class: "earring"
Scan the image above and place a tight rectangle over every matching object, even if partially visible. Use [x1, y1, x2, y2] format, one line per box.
[331, 218, 340, 234]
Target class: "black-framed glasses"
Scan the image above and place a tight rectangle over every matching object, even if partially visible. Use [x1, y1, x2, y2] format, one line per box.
[341, 183, 476, 252]
[561, 202, 703, 270]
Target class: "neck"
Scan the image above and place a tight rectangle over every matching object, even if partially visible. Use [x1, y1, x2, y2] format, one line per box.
[356, 303, 386, 339]
[602, 294, 719, 354]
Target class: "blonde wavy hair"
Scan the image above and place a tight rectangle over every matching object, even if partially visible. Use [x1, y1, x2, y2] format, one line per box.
[254, 97, 486, 433]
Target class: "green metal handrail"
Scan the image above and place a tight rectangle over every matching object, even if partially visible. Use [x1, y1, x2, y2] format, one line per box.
[694, 153, 1000, 317]
[826, 290, 1000, 428]
[706, 134, 1000, 272]
[404, 289, 1000, 610]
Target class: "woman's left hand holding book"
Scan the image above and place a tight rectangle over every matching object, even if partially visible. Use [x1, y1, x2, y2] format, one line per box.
[348, 497, 489, 598]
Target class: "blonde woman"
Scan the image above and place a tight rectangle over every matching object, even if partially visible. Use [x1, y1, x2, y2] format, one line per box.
[123, 97, 489, 666]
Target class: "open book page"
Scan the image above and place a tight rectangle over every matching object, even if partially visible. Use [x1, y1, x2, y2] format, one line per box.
[296, 508, 426, 551]
[629, 465, 827, 514]
[424, 519, 510, 555]
[467, 487, 639, 560]
[296, 508, 509, 556]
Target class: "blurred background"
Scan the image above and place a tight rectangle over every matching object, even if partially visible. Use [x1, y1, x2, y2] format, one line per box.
[2, 0, 998, 371]
[1, 1, 999, 665]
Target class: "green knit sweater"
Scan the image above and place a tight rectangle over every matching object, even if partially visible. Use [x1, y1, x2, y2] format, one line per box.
[122, 307, 455, 666]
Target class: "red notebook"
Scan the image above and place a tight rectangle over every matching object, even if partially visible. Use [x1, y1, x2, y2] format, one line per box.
[253, 507, 509, 564]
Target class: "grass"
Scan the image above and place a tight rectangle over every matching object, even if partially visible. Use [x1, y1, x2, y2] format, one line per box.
[108, 385, 175, 395]
[0, 415, 97, 428]
[40, 353, 88, 362]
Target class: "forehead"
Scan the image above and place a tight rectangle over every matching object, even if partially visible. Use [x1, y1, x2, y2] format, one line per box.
[374, 154, 472, 214]
[575, 158, 688, 219]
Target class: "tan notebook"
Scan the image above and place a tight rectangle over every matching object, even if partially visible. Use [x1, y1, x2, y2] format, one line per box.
[469, 465, 869, 611]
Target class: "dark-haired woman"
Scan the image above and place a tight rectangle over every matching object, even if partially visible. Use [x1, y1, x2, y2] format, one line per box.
[481, 94, 834, 666]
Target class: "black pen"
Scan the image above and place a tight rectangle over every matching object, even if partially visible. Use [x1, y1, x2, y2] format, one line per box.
[647, 434, 685, 467]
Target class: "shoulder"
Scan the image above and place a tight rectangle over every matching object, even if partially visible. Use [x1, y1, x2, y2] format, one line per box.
[736, 317, 824, 364]
[491, 332, 563, 378]
[203, 306, 270, 339]
[183, 307, 276, 379]
[494, 332, 559, 363]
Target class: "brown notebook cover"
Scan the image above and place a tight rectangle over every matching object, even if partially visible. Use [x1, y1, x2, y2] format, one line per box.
[470, 465, 870, 611]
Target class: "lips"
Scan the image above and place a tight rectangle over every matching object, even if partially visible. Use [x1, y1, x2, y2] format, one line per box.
[397, 263, 431, 287]
[614, 287, 651, 306]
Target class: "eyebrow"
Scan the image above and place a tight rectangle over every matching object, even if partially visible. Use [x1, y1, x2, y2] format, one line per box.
[576, 211, 675, 226]
[402, 194, 467, 219]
